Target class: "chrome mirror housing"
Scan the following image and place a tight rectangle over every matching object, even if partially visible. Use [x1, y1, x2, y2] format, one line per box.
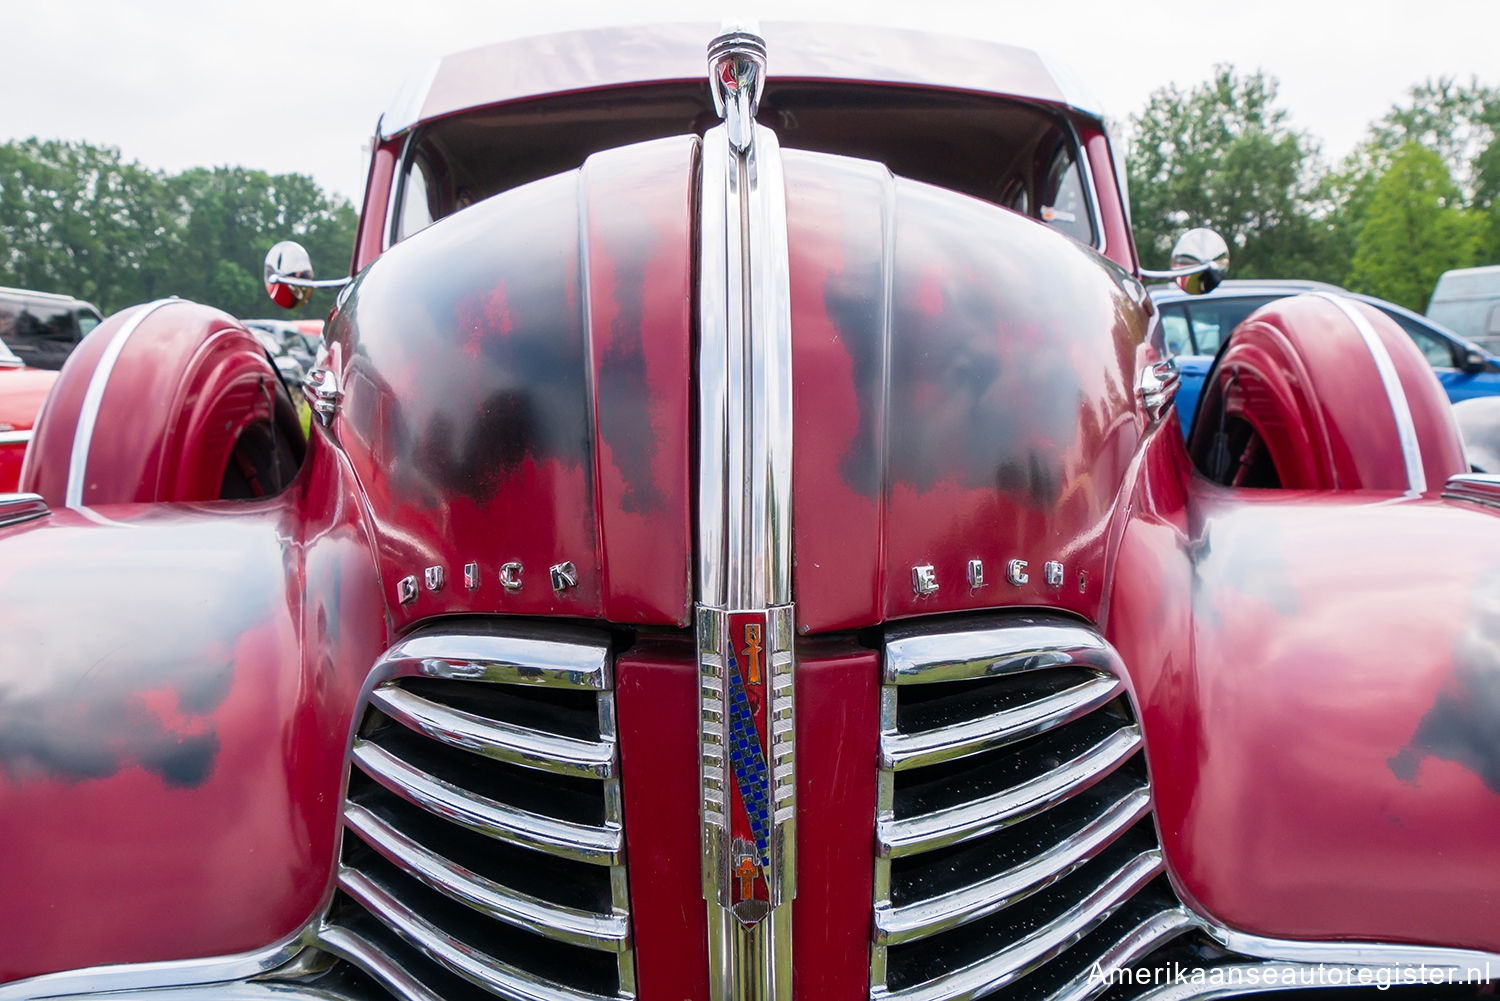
[1170, 228, 1230, 294]
[264, 240, 351, 310]
[1140, 227, 1230, 295]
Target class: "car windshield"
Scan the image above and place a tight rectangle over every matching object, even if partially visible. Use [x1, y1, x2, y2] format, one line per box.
[391, 82, 1097, 249]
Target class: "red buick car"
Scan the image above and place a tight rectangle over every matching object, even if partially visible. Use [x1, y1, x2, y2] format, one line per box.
[2, 22, 1499, 1001]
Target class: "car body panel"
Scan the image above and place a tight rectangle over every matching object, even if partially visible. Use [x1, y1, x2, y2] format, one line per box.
[5, 21, 1500, 1000]
[786, 150, 1146, 632]
[396, 22, 1086, 140]
[23, 303, 291, 506]
[1428, 263, 1500, 355]
[0, 361, 57, 491]
[332, 136, 695, 627]
[1109, 432, 1500, 951]
[0, 437, 389, 981]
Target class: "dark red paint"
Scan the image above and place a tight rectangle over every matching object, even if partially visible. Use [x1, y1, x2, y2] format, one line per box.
[583, 137, 695, 626]
[615, 641, 710, 1001]
[5, 21, 1500, 998]
[792, 644, 880, 1001]
[787, 150, 1145, 633]
[0, 364, 54, 491]
[1108, 427, 1500, 953]
[330, 138, 697, 629]
[1187, 295, 1466, 490]
[0, 431, 389, 981]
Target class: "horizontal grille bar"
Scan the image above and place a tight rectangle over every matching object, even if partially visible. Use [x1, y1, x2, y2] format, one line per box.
[318, 924, 444, 1001]
[874, 850, 1165, 1001]
[345, 803, 629, 950]
[876, 784, 1151, 945]
[369, 686, 614, 778]
[352, 739, 621, 864]
[381, 630, 610, 691]
[882, 675, 1122, 771]
[885, 621, 1113, 686]
[878, 724, 1141, 858]
[339, 867, 621, 1001]
[1040, 908, 1199, 1001]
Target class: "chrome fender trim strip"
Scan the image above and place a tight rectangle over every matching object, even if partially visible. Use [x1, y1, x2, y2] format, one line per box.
[65, 298, 180, 508]
[1313, 292, 1426, 494]
[0, 926, 313, 1001]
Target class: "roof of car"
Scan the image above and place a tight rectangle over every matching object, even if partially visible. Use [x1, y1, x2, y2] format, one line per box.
[0, 285, 94, 307]
[1149, 278, 1486, 353]
[381, 22, 1099, 138]
[1146, 278, 1343, 301]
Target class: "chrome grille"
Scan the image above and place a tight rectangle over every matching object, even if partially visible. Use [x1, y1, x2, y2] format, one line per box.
[871, 615, 1195, 1001]
[320, 624, 635, 1001]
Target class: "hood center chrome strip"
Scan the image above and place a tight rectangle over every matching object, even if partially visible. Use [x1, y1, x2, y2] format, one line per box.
[696, 24, 797, 1001]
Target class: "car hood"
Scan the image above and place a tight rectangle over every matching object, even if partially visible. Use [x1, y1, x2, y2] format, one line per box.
[326, 134, 1150, 633]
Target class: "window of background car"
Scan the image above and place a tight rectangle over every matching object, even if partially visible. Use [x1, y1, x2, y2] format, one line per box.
[1172, 297, 1274, 355]
[1160, 311, 1192, 356]
[1378, 308, 1457, 368]
[76, 309, 99, 336]
[16, 303, 75, 346]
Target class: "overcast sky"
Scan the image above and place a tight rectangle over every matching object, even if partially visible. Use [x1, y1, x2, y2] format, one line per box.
[4, 1, 1497, 205]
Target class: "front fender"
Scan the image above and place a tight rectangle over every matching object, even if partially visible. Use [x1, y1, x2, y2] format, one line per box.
[0, 436, 387, 982]
[1109, 434, 1500, 951]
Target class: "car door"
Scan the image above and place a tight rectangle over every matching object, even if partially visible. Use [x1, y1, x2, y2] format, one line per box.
[1159, 294, 1278, 433]
[1375, 307, 1500, 404]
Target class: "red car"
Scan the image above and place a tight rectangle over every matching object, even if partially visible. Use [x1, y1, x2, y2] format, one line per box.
[0, 338, 57, 491]
[3, 22, 1499, 1001]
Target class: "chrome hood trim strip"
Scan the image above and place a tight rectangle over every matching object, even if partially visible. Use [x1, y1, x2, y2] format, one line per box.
[696, 25, 797, 1001]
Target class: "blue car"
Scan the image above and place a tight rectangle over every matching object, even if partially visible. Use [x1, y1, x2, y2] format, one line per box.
[1150, 280, 1500, 434]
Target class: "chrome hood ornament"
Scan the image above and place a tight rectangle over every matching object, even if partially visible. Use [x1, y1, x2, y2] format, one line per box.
[697, 23, 797, 1001]
[708, 24, 766, 153]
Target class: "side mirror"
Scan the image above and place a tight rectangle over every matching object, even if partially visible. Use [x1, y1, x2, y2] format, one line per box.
[1462, 346, 1489, 374]
[264, 240, 351, 310]
[1140, 227, 1230, 295]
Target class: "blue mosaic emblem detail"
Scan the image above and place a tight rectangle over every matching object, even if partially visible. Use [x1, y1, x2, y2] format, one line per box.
[726, 650, 771, 866]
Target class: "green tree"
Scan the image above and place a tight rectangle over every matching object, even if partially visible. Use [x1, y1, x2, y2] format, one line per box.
[0, 139, 177, 310]
[168, 166, 355, 319]
[1347, 144, 1483, 310]
[1127, 66, 1330, 281]
[1330, 79, 1500, 279]
[0, 140, 356, 318]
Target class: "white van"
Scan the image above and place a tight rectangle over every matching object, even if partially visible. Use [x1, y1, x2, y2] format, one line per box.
[1427, 264, 1500, 355]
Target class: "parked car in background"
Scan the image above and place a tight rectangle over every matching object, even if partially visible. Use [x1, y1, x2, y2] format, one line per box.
[246, 325, 313, 385]
[5, 22, 1500, 1001]
[1428, 264, 1500, 355]
[0, 337, 58, 490]
[1153, 278, 1500, 432]
[0, 286, 103, 370]
[244, 318, 318, 379]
